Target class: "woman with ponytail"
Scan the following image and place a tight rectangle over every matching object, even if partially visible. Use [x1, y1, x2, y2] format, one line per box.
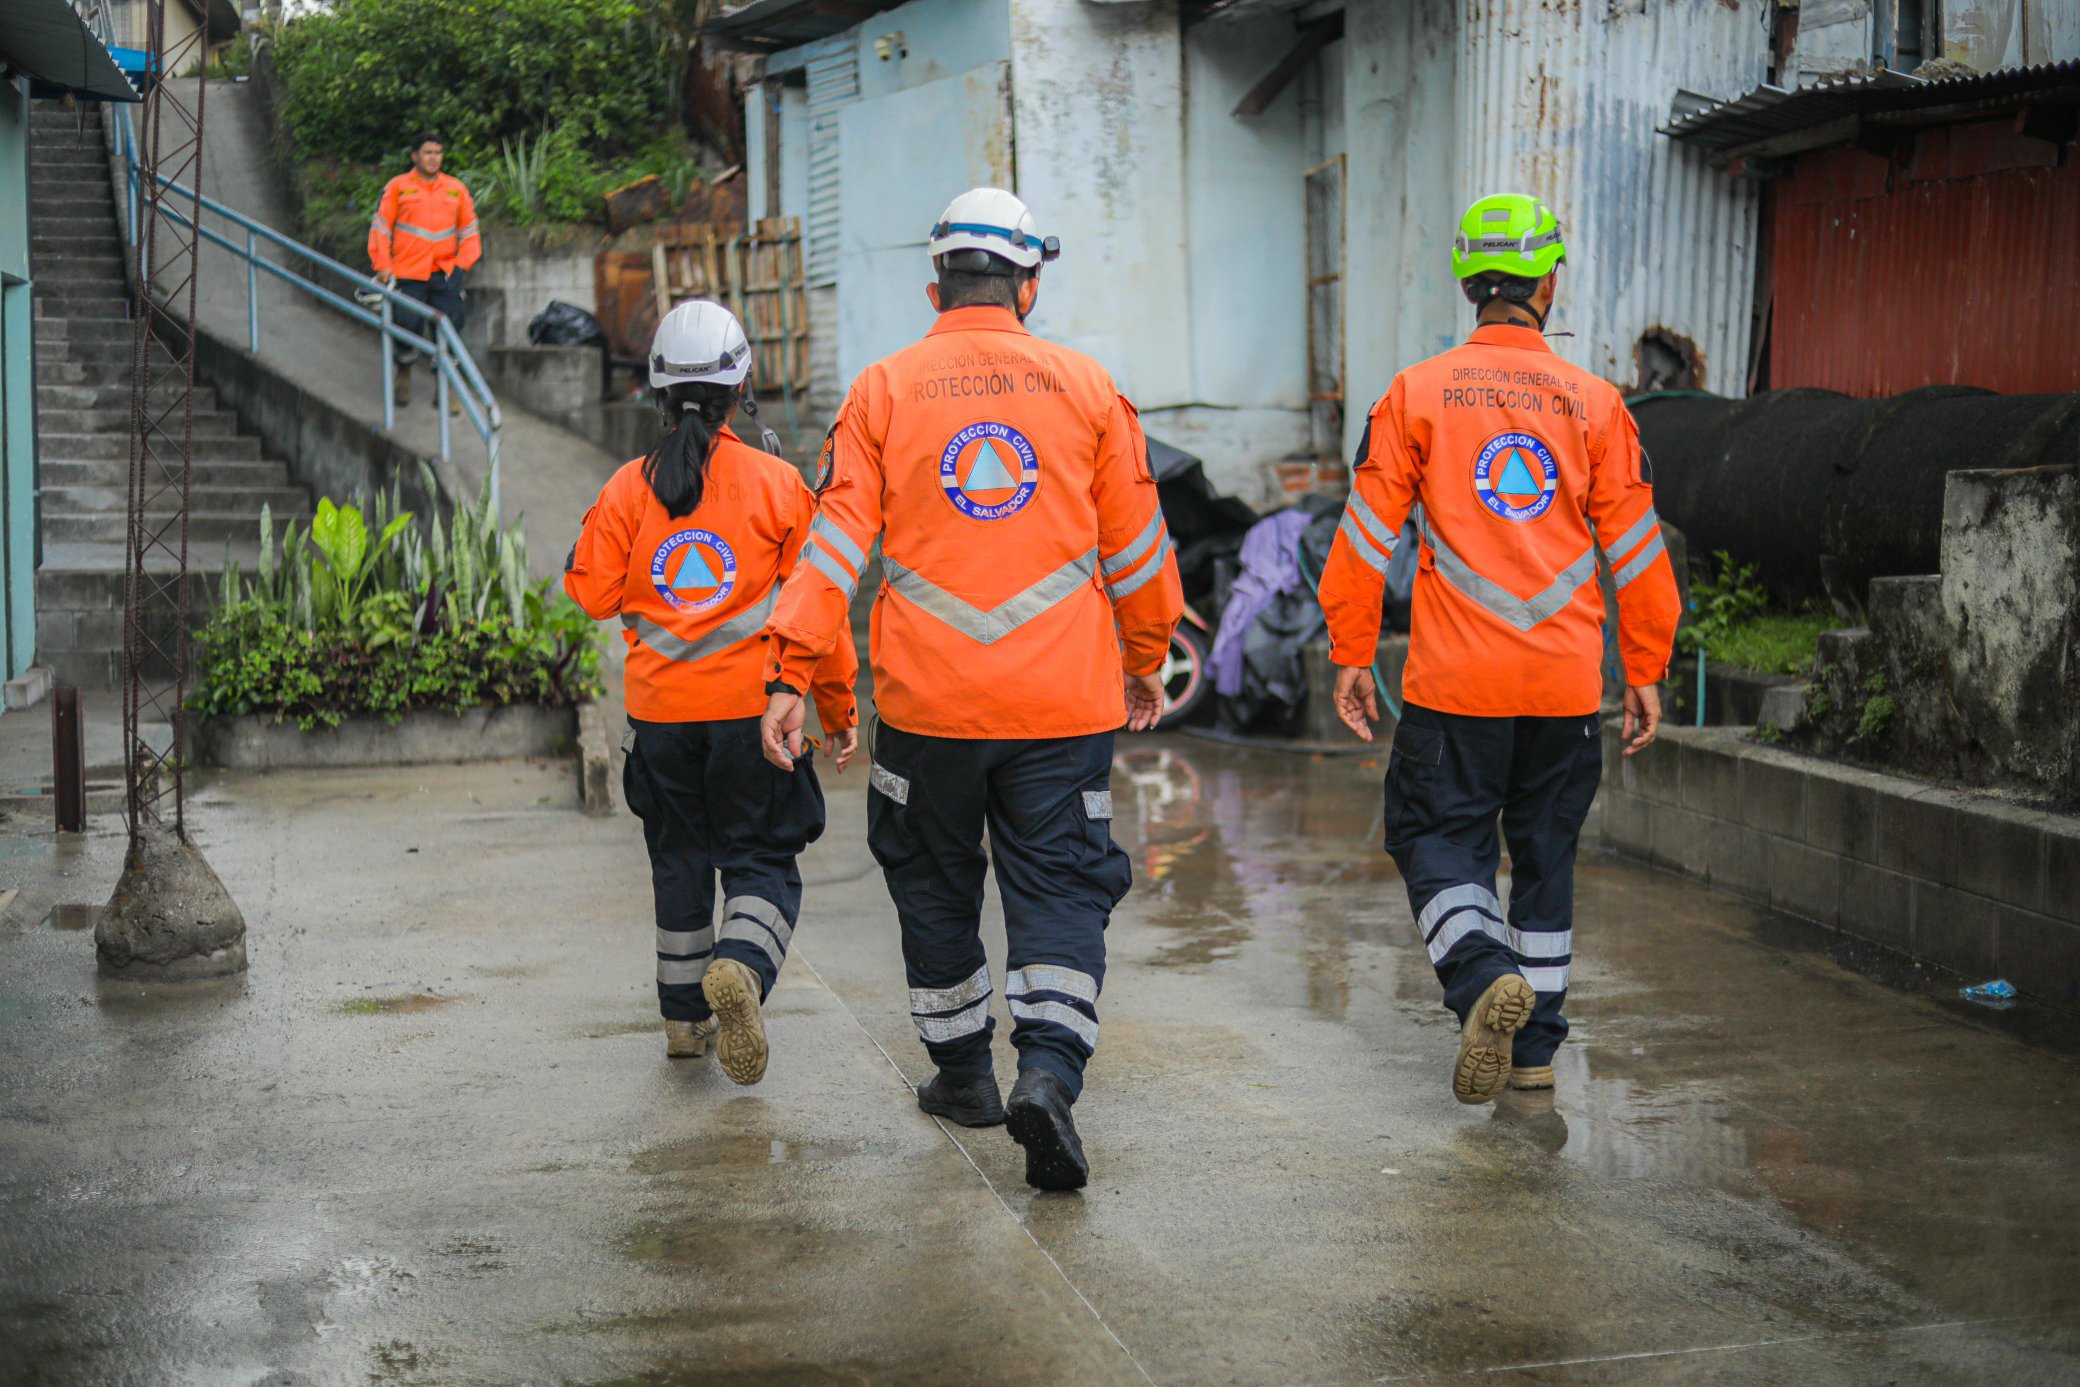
[564, 301, 859, 1085]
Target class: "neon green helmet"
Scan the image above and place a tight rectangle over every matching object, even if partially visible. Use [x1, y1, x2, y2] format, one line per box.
[1451, 193, 1567, 280]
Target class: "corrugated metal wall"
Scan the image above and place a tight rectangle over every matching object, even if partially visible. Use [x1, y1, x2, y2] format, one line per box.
[804, 35, 858, 289]
[1771, 136, 2080, 397]
[1457, 0, 1767, 396]
[803, 35, 859, 422]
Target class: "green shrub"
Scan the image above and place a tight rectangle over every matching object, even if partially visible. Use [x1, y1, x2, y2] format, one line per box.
[1676, 550, 1836, 675]
[193, 473, 602, 730]
[271, 0, 675, 168]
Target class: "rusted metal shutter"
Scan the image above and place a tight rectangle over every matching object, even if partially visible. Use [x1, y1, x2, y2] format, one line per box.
[1771, 131, 2080, 396]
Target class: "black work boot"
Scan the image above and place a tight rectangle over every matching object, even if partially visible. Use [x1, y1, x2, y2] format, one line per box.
[916, 1070, 1005, 1128]
[1005, 1069, 1088, 1191]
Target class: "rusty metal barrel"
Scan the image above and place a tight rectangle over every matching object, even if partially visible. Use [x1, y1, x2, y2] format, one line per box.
[1632, 387, 2080, 604]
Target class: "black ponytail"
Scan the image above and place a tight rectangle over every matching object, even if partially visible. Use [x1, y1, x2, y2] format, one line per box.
[644, 382, 739, 518]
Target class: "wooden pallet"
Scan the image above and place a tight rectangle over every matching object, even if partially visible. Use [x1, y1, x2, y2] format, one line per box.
[650, 218, 809, 394]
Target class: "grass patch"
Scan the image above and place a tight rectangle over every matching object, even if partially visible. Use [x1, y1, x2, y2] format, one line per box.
[1698, 607, 1839, 675]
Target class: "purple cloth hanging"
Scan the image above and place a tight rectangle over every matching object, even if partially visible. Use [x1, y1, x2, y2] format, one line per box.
[1208, 508, 1315, 698]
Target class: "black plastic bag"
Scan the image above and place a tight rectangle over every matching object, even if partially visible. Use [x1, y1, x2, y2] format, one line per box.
[528, 300, 606, 347]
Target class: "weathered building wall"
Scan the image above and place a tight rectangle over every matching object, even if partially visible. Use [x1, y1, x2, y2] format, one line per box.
[1943, 0, 2080, 70]
[1458, 0, 1765, 399]
[1166, 10, 1315, 500]
[1341, 0, 1460, 464]
[1009, 0, 1192, 413]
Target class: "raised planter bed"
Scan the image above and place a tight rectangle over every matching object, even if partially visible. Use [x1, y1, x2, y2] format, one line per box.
[195, 704, 578, 770]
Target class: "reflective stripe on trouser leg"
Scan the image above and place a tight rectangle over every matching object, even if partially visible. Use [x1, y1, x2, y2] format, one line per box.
[989, 732, 1126, 1101]
[1498, 711, 1602, 1066]
[1380, 704, 1523, 1028]
[868, 723, 997, 1081]
[705, 717, 823, 1000]
[624, 721, 721, 1023]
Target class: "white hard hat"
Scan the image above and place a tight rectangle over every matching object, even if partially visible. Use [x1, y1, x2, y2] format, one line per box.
[648, 299, 751, 390]
[927, 187, 1060, 271]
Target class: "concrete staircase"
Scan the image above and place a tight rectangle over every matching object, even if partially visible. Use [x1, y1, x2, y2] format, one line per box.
[28, 100, 312, 689]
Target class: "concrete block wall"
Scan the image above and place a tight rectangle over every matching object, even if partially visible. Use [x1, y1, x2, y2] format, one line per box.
[1600, 723, 2080, 1008]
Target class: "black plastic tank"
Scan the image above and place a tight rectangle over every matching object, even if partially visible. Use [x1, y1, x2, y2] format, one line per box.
[1632, 387, 2080, 604]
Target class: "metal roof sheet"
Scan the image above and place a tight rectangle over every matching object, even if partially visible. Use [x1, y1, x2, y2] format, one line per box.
[2, 0, 140, 102]
[1660, 59, 2080, 156]
[708, 0, 907, 54]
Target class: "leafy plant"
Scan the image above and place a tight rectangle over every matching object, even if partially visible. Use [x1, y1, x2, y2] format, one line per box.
[1854, 693, 1896, 743]
[1675, 550, 1836, 675]
[498, 125, 553, 221]
[198, 471, 601, 729]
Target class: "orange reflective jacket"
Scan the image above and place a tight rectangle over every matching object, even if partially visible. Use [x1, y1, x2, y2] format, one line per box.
[565, 426, 859, 729]
[766, 305, 1183, 739]
[1320, 323, 1680, 718]
[367, 172, 481, 281]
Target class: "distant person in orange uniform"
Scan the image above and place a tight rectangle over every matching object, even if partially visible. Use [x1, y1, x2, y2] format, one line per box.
[565, 301, 859, 1086]
[1319, 194, 1680, 1107]
[367, 131, 481, 409]
[757, 188, 1183, 1190]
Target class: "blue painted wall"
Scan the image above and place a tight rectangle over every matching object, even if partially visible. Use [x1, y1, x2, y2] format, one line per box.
[0, 78, 39, 680]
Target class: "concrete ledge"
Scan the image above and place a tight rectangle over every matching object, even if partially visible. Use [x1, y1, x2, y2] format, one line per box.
[1601, 723, 2080, 1007]
[575, 700, 614, 815]
[195, 705, 578, 770]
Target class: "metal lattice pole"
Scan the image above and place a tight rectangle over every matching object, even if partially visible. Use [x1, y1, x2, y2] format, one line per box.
[123, 0, 205, 838]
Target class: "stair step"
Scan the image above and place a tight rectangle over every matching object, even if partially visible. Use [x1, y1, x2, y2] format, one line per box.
[32, 194, 117, 214]
[39, 562, 237, 611]
[43, 510, 315, 545]
[37, 408, 242, 435]
[38, 384, 218, 411]
[43, 485, 313, 517]
[32, 234, 122, 258]
[30, 210, 118, 232]
[31, 317, 133, 341]
[40, 431, 261, 461]
[42, 458, 289, 489]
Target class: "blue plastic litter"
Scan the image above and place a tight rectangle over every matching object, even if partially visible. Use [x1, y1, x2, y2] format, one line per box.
[1959, 979, 2017, 1004]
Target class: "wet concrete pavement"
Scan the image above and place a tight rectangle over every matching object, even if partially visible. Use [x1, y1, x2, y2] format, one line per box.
[1, 735, 2077, 1384]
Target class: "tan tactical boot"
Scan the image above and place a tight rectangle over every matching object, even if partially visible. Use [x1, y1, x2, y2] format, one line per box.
[393, 367, 411, 407]
[1507, 1064, 1555, 1092]
[701, 958, 768, 1086]
[664, 1016, 717, 1059]
[1454, 974, 1536, 1105]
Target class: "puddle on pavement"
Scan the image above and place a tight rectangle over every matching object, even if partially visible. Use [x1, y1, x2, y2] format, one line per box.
[635, 1134, 892, 1174]
[43, 904, 97, 930]
[336, 992, 456, 1016]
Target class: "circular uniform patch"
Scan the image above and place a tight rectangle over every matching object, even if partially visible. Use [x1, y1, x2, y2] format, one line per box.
[1473, 431, 1559, 522]
[649, 528, 736, 613]
[939, 422, 1040, 521]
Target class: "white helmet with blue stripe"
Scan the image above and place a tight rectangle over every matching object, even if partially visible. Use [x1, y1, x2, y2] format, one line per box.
[648, 299, 752, 391]
[927, 187, 1060, 273]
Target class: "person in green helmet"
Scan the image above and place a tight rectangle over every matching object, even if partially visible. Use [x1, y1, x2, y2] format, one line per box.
[1315, 192, 1681, 1107]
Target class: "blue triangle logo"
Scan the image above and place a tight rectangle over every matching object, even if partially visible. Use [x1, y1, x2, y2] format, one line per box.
[1497, 449, 1541, 498]
[671, 546, 720, 590]
[962, 440, 1018, 495]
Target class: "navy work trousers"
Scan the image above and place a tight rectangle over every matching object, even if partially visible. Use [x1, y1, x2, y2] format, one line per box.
[623, 716, 825, 1022]
[392, 269, 466, 365]
[867, 722, 1131, 1100]
[1382, 701, 1603, 1067]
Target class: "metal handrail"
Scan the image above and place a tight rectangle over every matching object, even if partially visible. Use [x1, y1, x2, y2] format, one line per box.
[86, 3, 503, 515]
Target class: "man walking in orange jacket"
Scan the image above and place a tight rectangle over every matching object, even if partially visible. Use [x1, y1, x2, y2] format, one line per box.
[758, 188, 1182, 1190]
[367, 131, 481, 409]
[1319, 194, 1679, 1107]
